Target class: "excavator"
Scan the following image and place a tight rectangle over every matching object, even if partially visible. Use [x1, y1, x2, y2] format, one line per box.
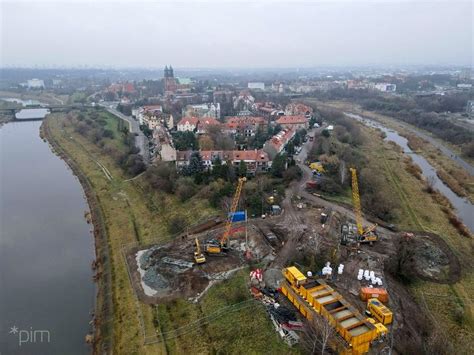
[349, 168, 378, 244]
[205, 177, 246, 255]
[194, 237, 206, 264]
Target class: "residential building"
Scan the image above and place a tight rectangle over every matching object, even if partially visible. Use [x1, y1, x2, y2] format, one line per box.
[142, 113, 160, 130]
[224, 116, 267, 137]
[143, 105, 163, 115]
[153, 127, 176, 162]
[183, 103, 221, 119]
[177, 116, 200, 132]
[176, 149, 270, 174]
[255, 102, 282, 118]
[263, 128, 296, 159]
[233, 90, 255, 111]
[285, 103, 313, 118]
[196, 117, 221, 134]
[276, 115, 309, 130]
[177, 116, 220, 133]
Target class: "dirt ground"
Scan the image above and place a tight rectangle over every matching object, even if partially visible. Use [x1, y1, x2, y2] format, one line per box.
[125, 181, 462, 352]
[125, 222, 277, 304]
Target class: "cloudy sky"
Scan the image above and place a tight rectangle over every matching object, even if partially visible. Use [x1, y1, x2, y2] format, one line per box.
[1, 0, 472, 68]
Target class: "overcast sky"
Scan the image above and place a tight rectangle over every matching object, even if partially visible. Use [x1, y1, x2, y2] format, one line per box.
[1, 0, 472, 68]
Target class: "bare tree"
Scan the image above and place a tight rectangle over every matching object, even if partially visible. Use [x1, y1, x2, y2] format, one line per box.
[302, 315, 336, 355]
[339, 160, 347, 185]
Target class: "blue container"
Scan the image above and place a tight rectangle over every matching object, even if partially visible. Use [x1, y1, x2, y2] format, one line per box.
[228, 211, 246, 222]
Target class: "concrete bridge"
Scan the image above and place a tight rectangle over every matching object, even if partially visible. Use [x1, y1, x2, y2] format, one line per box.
[0, 104, 98, 121]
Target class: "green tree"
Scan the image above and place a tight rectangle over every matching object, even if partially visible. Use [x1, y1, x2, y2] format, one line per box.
[271, 153, 286, 178]
[286, 141, 295, 155]
[238, 160, 247, 177]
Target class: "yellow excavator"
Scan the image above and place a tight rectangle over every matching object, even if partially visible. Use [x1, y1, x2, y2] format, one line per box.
[205, 177, 246, 255]
[350, 168, 378, 244]
[194, 237, 206, 264]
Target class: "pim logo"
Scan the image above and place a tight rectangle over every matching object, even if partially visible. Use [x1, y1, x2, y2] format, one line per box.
[9, 326, 51, 346]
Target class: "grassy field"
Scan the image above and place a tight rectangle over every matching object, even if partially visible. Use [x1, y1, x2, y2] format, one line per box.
[319, 107, 474, 352]
[45, 111, 295, 354]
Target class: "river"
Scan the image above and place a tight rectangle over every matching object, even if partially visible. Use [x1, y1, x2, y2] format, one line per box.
[0, 113, 95, 354]
[345, 112, 474, 234]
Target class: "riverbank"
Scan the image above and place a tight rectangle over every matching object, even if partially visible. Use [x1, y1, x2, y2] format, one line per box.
[41, 118, 113, 353]
[311, 100, 474, 203]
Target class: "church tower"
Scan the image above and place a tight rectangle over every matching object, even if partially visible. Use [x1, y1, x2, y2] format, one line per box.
[163, 65, 177, 95]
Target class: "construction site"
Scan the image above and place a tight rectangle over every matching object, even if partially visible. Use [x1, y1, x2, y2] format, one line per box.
[123, 163, 463, 354]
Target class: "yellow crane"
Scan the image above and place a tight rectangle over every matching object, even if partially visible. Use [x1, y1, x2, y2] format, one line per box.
[194, 237, 206, 264]
[349, 168, 378, 244]
[205, 177, 246, 254]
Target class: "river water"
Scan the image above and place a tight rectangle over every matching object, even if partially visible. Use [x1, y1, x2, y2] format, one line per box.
[0, 116, 95, 354]
[345, 112, 474, 234]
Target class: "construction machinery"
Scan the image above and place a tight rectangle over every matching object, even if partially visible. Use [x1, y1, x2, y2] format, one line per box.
[366, 298, 393, 325]
[194, 237, 206, 264]
[349, 168, 378, 244]
[205, 177, 246, 255]
[280, 266, 379, 354]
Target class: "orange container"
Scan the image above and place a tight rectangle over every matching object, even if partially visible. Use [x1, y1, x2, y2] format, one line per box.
[360, 287, 389, 303]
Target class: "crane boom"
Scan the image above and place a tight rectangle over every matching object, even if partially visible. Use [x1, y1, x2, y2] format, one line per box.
[219, 177, 246, 248]
[350, 168, 364, 236]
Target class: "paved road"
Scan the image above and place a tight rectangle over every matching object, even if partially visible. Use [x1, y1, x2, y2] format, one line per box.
[100, 103, 150, 164]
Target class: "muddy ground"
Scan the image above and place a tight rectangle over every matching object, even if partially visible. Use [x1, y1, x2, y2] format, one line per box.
[125, 195, 461, 353]
[125, 222, 278, 304]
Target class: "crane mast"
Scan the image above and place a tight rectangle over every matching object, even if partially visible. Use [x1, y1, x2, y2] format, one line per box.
[350, 168, 364, 236]
[349, 167, 378, 244]
[205, 177, 246, 254]
[219, 177, 246, 248]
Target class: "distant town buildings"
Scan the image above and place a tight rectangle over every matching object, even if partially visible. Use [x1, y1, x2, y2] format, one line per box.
[107, 82, 135, 94]
[466, 100, 474, 117]
[374, 83, 397, 92]
[248, 82, 265, 90]
[27, 79, 45, 89]
[163, 65, 178, 95]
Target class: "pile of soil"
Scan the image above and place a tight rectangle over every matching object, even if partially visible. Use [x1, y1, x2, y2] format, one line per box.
[387, 232, 461, 284]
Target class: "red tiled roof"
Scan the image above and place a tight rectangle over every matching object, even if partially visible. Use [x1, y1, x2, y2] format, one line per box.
[178, 116, 200, 126]
[286, 103, 313, 115]
[276, 115, 308, 125]
[225, 116, 266, 129]
[231, 150, 269, 162]
[198, 118, 221, 126]
[268, 129, 295, 150]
